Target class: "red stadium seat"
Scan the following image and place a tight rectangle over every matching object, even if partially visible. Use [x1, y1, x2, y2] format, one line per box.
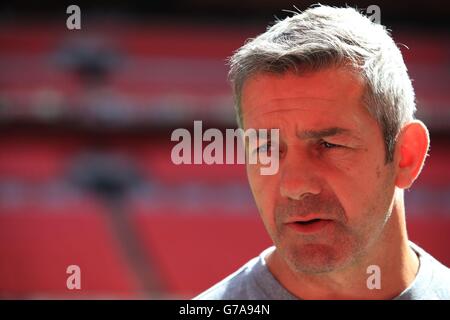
[0, 135, 82, 183]
[0, 198, 140, 298]
[407, 214, 450, 267]
[133, 143, 249, 185]
[130, 204, 271, 297]
[414, 144, 450, 187]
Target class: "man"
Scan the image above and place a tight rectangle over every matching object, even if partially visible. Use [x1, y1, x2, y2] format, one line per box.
[195, 5, 450, 299]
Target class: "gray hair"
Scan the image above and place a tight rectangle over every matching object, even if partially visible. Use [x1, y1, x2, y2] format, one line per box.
[228, 5, 416, 162]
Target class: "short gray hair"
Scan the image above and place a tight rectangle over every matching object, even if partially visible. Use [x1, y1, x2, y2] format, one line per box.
[228, 5, 416, 162]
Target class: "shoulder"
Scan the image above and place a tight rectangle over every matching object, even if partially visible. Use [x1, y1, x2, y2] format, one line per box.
[424, 253, 450, 299]
[193, 247, 276, 300]
[411, 242, 450, 299]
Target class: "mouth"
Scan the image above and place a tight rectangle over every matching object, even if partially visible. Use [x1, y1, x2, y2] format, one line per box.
[287, 218, 333, 233]
[296, 218, 322, 225]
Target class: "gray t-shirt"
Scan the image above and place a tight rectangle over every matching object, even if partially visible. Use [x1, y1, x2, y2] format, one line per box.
[194, 241, 450, 300]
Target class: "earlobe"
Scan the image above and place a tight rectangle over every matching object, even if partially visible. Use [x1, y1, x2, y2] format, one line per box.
[395, 120, 430, 189]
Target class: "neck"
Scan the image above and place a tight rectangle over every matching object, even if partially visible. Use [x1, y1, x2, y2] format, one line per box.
[266, 196, 419, 300]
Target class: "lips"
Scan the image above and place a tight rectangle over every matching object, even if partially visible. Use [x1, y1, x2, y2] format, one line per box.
[286, 217, 333, 233]
[295, 218, 322, 225]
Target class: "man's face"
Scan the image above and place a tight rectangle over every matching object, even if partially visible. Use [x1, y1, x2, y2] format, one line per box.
[242, 68, 398, 274]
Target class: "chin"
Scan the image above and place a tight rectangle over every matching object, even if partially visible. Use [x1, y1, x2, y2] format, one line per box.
[283, 242, 356, 274]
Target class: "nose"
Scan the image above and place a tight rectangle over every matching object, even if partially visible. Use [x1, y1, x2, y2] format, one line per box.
[279, 151, 322, 201]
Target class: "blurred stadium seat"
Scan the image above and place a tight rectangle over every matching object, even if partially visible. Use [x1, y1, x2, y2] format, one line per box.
[407, 214, 450, 267]
[130, 205, 271, 297]
[0, 197, 140, 298]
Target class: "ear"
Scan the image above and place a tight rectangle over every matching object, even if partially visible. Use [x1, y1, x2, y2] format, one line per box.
[395, 120, 430, 189]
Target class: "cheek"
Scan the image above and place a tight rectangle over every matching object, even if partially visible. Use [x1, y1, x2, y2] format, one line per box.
[328, 160, 380, 209]
[330, 162, 395, 224]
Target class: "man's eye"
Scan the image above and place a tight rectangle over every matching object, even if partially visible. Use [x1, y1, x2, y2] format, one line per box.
[320, 141, 340, 149]
[254, 142, 271, 154]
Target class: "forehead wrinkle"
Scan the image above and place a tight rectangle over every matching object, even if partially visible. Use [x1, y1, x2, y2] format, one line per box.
[258, 97, 336, 102]
[242, 97, 337, 120]
[296, 125, 365, 144]
[296, 127, 350, 139]
[245, 107, 306, 119]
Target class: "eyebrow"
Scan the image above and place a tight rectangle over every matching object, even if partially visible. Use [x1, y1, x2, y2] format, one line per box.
[296, 127, 352, 140]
